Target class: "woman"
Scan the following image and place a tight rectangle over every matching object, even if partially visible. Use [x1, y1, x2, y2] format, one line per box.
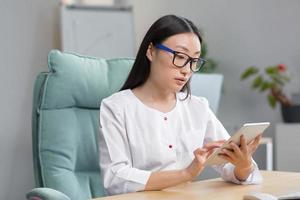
[99, 15, 262, 196]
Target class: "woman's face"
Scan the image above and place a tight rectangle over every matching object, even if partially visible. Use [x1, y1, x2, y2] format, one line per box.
[146, 32, 201, 93]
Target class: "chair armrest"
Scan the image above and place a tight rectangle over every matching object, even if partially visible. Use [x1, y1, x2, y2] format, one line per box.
[26, 188, 71, 200]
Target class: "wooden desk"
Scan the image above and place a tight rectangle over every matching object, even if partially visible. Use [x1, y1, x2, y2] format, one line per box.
[94, 171, 300, 200]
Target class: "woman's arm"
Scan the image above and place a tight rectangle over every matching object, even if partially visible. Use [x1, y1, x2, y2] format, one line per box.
[145, 169, 191, 191]
[145, 141, 224, 191]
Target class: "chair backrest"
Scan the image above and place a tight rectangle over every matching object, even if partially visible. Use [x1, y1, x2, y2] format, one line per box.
[32, 50, 223, 199]
[32, 50, 133, 200]
[190, 73, 223, 114]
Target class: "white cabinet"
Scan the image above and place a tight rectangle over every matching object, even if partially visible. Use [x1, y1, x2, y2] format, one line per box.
[275, 123, 300, 172]
[253, 137, 273, 171]
[61, 5, 134, 58]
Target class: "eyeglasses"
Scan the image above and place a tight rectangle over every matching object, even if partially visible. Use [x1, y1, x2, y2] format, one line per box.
[155, 44, 207, 72]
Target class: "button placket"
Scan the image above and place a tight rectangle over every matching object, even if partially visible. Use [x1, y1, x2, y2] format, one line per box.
[163, 115, 175, 150]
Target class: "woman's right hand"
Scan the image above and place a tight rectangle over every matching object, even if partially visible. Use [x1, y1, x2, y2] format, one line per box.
[184, 140, 225, 180]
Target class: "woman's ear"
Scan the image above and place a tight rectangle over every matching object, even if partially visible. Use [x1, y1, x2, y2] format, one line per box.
[146, 43, 155, 62]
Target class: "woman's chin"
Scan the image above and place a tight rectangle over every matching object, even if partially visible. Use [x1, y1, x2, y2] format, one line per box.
[173, 85, 185, 93]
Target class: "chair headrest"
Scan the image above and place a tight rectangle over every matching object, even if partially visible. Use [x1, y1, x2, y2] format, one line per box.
[40, 50, 134, 109]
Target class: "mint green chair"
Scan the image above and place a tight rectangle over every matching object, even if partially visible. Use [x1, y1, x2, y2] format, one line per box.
[27, 50, 223, 200]
[27, 50, 134, 200]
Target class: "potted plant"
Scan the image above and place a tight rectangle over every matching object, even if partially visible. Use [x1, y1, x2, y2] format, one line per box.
[241, 64, 300, 123]
[198, 41, 217, 73]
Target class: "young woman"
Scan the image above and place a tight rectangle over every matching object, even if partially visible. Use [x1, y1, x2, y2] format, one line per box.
[99, 15, 262, 196]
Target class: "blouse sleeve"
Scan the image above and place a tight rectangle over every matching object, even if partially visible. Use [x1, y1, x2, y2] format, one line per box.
[203, 98, 262, 185]
[98, 98, 151, 195]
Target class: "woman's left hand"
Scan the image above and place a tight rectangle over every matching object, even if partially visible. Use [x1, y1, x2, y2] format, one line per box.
[219, 134, 262, 181]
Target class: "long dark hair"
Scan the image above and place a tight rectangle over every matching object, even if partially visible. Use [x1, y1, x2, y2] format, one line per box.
[120, 15, 203, 98]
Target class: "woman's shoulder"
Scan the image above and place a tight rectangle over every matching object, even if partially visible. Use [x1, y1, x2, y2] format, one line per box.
[177, 92, 210, 108]
[101, 89, 133, 108]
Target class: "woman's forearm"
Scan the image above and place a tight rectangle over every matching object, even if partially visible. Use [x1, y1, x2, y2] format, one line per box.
[144, 145, 222, 191]
[144, 169, 192, 191]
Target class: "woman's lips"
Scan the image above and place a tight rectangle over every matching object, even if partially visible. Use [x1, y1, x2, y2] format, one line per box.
[174, 77, 187, 85]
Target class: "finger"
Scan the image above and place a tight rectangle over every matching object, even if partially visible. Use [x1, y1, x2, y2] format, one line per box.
[221, 148, 235, 159]
[240, 134, 247, 151]
[206, 151, 213, 158]
[214, 139, 227, 144]
[193, 148, 209, 159]
[253, 134, 262, 145]
[204, 141, 224, 148]
[193, 148, 208, 163]
[218, 154, 234, 163]
[249, 134, 262, 154]
[195, 154, 206, 163]
[203, 140, 227, 151]
[193, 148, 207, 155]
[249, 134, 261, 145]
[206, 148, 217, 157]
[203, 143, 222, 151]
[228, 141, 242, 156]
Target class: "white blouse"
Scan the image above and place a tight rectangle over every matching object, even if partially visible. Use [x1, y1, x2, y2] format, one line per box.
[98, 89, 262, 195]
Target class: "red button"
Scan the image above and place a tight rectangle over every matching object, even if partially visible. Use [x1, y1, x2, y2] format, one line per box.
[164, 117, 168, 121]
[169, 145, 172, 148]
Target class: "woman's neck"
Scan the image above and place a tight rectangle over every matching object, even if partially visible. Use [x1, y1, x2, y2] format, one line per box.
[132, 80, 176, 113]
[135, 79, 175, 101]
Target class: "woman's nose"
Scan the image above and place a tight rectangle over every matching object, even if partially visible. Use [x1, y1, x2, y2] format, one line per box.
[180, 62, 192, 74]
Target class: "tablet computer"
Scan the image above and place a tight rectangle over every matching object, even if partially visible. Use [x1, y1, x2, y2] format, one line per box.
[204, 122, 270, 166]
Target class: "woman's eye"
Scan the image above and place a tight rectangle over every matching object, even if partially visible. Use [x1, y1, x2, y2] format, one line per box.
[176, 55, 186, 60]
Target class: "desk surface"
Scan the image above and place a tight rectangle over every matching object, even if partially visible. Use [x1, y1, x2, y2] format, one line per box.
[94, 171, 300, 200]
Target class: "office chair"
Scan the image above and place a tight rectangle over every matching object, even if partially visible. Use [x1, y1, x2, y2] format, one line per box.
[27, 50, 223, 200]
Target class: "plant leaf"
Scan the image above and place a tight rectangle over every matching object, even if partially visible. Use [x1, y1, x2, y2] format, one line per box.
[260, 81, 272, 92]
[270, 74, 285, 86]
[201, 42, 208, 58]
[241, 66, 259, 80]
[251, 75, 263, 89]
[267, 94, 277, 109]
[198, 58, 217, 73]
[265, 66, 278, 75]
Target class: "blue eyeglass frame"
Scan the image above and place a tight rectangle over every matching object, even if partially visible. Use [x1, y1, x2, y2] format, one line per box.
[155, 43, 207, 72]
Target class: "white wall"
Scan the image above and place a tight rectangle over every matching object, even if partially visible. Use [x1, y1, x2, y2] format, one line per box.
[0, 0, 60, 199]
[132, 0, 300, 137]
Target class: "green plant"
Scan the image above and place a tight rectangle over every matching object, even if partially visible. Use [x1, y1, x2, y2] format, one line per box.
[241, 64, 292, 109]
[199, 41, 217, 73]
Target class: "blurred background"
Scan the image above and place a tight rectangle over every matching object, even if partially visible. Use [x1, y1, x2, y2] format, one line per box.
[1, 0, 300, 199]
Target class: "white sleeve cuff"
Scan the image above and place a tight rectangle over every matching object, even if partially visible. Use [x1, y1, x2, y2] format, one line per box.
[111, 166, 152, 194]
[124, 170, 152, 193]
[125, 168, 152, 187]
[221, 162, 263, 185]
